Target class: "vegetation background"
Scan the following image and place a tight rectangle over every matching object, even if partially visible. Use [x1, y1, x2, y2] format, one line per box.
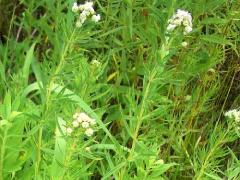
[0, 0, 240, 179]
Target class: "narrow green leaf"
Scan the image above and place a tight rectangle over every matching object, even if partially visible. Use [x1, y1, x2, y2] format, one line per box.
[149, 163, 176, 178]
[22, 43, 36, 85]
[200, 35, 231, 45]
[51, 117, 67, 179]
[2, 92, 11, 120]
[102, 162, 126, 180]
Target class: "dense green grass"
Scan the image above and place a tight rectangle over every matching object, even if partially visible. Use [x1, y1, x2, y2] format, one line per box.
[0, 0, 240, 179]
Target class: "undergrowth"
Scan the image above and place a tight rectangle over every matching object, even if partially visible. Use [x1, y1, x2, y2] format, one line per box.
[0, 0, 240, 179]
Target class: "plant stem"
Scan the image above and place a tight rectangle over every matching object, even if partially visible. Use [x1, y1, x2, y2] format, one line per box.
[0, 130, 7, 180]
[34, 127, 43, 180]
[45, 28, 76, 112]
[34, 28, 76, 178]
[119, 69, 156, 178]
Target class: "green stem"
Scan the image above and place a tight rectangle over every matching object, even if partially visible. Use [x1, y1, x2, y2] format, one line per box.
[61, 139, 77, 179]
[119, 69, 156, 178]
[0, 127, 9, 180]
[195, 131, 228, 180]
[45, 28, 76, 112]
[34, 28, 76, 178]
[34, 127, 43, 180]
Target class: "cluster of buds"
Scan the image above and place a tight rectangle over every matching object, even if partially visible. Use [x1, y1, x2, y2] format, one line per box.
[167, 9, 193, 35]
[72, 1, 101, 27]
[66, 112, 96, 137]
[91, 59, 101, 67]
[225, 109, 240, 123]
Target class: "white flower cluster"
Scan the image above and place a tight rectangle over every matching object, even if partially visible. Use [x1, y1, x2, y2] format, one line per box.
[72, 1, 101, 27]
[91, 59, 101, 67]
[66, 112, 96, 137]
[224, 109, 240, 123]
[167, 9, 193, 35]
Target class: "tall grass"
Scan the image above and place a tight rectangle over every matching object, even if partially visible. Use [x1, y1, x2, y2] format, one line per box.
[0, 0, 240, 179]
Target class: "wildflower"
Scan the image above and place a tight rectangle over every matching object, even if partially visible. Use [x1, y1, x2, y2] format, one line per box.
[85, 2, 93, 7]
[66, 127, 73, 135]
[92, 14, 101, 23]
[167, 9, 193, 35]
[77, 116, 83, 123]
[71, 111, 96, 137]
[79, 12, 87, 23]
[72, 120, 79, 127]
[225, 109, 240, 123]
[82, 121, 90, 128]
[72, 1, 100, 27]
[82, 2, 95, 14]
[166, 24, 177, 32]
[85, 128, 94, 137]
[184, 26, 193, 35]
[83, 9, 91, 17]
[91, 60, 101, 67]
[79, 112, 91, 122]
[181, 41, 188, 47]
[72, 2, 79, 13]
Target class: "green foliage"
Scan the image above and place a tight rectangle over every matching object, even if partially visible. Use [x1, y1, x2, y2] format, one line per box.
[0, 0, 240, 179]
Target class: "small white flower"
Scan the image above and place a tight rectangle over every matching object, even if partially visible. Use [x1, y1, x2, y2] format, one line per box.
[91, 60, 101, 67]
[85, 128, 94, 136]
[166, 24, 176, 31]
[79, 2, 94, 14]
[183, 19, 191, 27]
[72, 111, 96, 132]
[84, 1, 94, 10]
[66, 127, 73, 135]
[225, 109, 240, 123]
[78, 4, 85, 11]
[82, 121, 90, 128]
[233, 111, 240, 122]
[176, 10, 192, 24]
[172, 18, 182, 26]
[73, 1, 99, 27]
[79, 12, 87, 24]
[77, 116, 83, 123]
[84, 5, 95, 15]
[181, 41, 188, 47]
[72, 2, 79, 13]
[72, 120, 79, 128]
[88, 7, 95, 15]
[81, 10, 91, 17]
[92, 14, 101, 23]
[184, 26, 192, 34]
[79, 112, 91, 122]
[167, 9, 192, 35]
[225, 109, 235, 118]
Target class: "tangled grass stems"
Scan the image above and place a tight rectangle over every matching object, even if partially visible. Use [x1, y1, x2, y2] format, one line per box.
[0, 0, 240, 179]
